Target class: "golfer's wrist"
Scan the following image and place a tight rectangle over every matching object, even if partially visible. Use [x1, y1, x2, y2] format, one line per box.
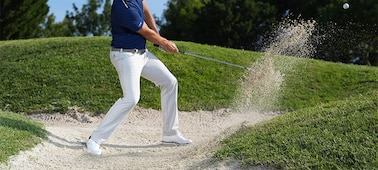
[160, 39, 170, 48]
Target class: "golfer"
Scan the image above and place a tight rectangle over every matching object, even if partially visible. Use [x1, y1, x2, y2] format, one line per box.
[86, 0, 192, 155]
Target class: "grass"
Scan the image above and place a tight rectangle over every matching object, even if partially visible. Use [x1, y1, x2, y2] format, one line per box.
[215, 94, 378, 169]
[278, 59, 378, 111]
[0, 37, 377, 168]
[0, 111, 47, 163]
[0, 37, 258, 113]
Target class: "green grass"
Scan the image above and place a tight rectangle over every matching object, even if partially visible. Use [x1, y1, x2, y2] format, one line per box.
[0, 37, 258, 113]
[214, 57, 378, 169]
[0, 111, 47, 163]
[278, 59, 378, 111]
[215, 94, 378, 169]
[1, 37, 377, 168]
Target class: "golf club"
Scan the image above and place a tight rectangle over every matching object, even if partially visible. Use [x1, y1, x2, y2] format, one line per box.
[154, 44, 251, 70]
[179, 50, 252, 70]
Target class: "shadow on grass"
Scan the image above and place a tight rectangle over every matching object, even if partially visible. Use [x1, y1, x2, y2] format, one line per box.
[0, 116, 46, 138]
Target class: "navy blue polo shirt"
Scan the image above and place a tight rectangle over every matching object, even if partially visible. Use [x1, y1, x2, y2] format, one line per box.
[111, 0, 146, 49]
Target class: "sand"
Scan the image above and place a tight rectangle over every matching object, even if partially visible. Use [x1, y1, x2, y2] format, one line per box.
[1, 107, 277, 170]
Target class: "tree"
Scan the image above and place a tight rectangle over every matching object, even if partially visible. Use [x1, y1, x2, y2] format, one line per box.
[162, 0, 377, 65]
[65, 0, 111, 36]
[160, 0, 208, 41]
[316, 0, 378, 65]
[161, 0, 276, 50]
[0, 0, 49, 40]
[267, 0, 378, 65]
[41, 14, 76, 37]
[42, 0, 111, 37]
[194, 0, 276, 49]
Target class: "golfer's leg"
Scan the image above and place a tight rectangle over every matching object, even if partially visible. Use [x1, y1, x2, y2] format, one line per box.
[90, 52, 144, 143]
[141, 52, 179, 136]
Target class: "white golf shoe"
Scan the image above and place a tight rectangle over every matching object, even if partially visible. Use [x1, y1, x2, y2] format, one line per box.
[162, 133, 192, 144]
[86, 137, 101, 155]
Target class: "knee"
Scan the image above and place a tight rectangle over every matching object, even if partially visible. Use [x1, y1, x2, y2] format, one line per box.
[161, 76, 178, 88]
[120, 95, 140, 106]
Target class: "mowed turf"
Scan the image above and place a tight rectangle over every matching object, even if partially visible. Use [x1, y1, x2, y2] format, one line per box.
[0, 37, 258, 113]
[1, 37, 377, 168]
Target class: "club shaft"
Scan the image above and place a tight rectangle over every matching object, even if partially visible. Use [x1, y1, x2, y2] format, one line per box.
[180, 50, 249, 70]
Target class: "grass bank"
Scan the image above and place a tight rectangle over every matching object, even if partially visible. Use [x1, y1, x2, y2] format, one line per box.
[0, 37, 258, 113]
[1, 37, 377, 168]
[0, 111, 46, 163]
[215, 56, 377, 169]
[215, 94, 378, 169]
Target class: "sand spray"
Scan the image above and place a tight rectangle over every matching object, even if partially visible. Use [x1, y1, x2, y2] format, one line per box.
[235, 18, 318, 113]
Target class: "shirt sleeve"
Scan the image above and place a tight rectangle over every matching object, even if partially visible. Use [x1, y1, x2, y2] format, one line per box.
[119, 4, 144, 32]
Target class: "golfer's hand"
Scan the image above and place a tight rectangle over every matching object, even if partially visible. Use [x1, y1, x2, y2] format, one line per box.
[161, 41, 179, 53]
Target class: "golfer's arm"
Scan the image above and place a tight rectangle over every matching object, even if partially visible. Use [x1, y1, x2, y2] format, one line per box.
[137, 23, 178, 53]
[137, 23, 166, 46]
[143, 0, 159, 34]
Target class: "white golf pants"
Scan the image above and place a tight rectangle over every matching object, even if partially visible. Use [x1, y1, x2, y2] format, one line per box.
[90, 49, 179, 144]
